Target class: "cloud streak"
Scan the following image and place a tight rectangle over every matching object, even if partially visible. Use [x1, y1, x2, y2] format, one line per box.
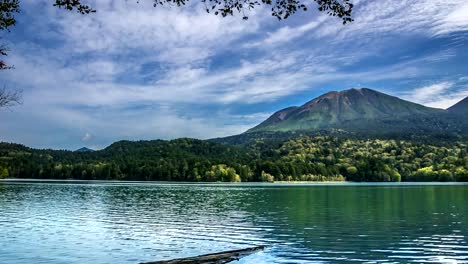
[401, 82, 468, 109]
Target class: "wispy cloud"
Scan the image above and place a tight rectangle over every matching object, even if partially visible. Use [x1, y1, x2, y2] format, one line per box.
[81, 132, 93, 142]
[401, 82, 468, 109]
[245, 16, 326, 47]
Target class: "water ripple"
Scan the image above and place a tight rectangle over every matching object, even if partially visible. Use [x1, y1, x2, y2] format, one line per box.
[0, 182, 467, 263]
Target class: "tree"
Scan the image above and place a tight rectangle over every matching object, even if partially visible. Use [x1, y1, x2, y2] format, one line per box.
[0, 86, 21, 108]
[0, 0, 19, 68]
[1, 36, 21, 108]
[205, 164, 241, 182]
[0, 44, 12, 70]
[0, 165, 8, 178]
[346, 166, 357, 175]
[1, 0, 353, 28]
[260, 171, 274, 182]
[1, 23, 20, 107]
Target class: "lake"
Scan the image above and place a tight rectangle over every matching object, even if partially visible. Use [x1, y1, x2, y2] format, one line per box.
[0, 181, 467, 263]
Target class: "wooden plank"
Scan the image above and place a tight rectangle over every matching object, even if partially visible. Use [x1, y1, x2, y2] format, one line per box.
[140, 245, 266, 264]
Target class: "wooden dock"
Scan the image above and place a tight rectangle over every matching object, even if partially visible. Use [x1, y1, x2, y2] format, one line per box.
[140, 245, 266, 264]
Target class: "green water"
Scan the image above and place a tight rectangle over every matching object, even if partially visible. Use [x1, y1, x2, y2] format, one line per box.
[0, 181, 467, 263]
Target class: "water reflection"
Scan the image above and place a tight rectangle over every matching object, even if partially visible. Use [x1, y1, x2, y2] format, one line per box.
[0, 182, 467, 263]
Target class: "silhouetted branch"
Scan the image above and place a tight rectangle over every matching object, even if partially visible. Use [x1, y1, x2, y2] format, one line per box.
[1, 0, 353, 25]
[53, 0, 95, 14]
[0, 44, 20, 108]
[0, 44, 13, 70]
[0, 86, 22, 108]
[0, 0, 19, 31]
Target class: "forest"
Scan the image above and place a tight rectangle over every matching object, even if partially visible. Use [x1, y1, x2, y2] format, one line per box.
[0, 134, 467, 182]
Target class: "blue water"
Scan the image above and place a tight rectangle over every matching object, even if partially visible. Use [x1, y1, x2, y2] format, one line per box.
[0, 181, 467, 263]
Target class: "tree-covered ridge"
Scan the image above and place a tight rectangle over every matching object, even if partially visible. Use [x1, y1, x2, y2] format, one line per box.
[0, 138, 255, 181]
[0, 135, 467, 182]
[258, 136, 468, 182]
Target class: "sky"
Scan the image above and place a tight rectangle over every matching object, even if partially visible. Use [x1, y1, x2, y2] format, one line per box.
[0, 0, 467, 150]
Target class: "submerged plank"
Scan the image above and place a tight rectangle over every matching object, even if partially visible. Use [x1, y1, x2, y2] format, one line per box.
[140, 245, 266, 264]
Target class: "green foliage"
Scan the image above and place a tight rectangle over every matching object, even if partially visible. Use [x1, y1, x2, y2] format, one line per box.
[0, 0, 19, 31]
[53, 0, 95, 14]
[0, 135, 466, 182]
[0, 0, 353, 31]
[261, 171, 275, 182]
[346, 166, 357, 175]
[0, 165, 8, 178]
[247, 88, 468, 137]
[205, 164, 241, 182]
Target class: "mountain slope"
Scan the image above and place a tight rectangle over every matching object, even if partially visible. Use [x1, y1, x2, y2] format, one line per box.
[247, 88, 461, 134]
[447, 97, 468, 115]
[75, 147, 94, 152]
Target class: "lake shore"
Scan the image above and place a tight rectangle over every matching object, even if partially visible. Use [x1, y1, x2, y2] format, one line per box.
[1, 178, 467, 186]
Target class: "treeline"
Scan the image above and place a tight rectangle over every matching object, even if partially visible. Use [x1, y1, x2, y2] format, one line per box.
[0, 136, 467, 182]
[0, 139, 256, 182]
[255, 136, 467, 182]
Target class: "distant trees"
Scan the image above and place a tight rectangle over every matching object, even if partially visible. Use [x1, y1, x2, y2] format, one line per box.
[0, 135, 466, 182]
[0, 165, 8, 178]
[260, 171, 275, 182]
[205, 164, 241, 182]
[409, 166, 461, 182]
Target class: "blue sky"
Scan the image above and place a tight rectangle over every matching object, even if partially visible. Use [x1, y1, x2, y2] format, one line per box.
[0, 0, 467, 150]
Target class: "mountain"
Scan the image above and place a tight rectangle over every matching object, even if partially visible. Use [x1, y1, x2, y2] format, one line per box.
[247, 88, 466, 135]
[75, 147, 94, 153]
[447, 97, 468, 115]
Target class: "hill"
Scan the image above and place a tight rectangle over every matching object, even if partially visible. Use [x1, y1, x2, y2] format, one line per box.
[75, 147, 94, 152]
[1, 88, 467, 183]
[1, 135, 466, 182]
[447, 97, 468, 115]
[247, 88, 466, 135]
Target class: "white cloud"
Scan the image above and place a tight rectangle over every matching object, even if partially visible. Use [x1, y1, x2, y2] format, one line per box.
[248, 0, 468, 48]
[0, 101, 262, 149]
[38, 0, 262, 65]
[402, 82, 453, 103]
[433, 3, 468, 35]
[1, 0, 468, 148]
[318, 0, 468, 38]
[401, 82, 468, 109]
[81, 132, 93, 142]
[246, 16, 326, 47]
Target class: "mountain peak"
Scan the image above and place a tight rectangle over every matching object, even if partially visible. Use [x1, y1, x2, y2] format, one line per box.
[75, 147, 94, 152]
[447, 97, 468, 114]
[247, 88, 449, 134]
[305, 88, 381, 106]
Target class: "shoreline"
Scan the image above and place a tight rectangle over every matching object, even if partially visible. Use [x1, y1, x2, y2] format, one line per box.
[1, 178, 467, 186]
[273, 181, 348, 184]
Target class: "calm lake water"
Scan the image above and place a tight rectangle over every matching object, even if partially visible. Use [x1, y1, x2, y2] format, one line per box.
[0, 181, 467, 264]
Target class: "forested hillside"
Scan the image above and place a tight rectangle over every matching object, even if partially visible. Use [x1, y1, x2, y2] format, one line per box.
[1, 135, 467, 182]
[248, 88, 468, 135]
